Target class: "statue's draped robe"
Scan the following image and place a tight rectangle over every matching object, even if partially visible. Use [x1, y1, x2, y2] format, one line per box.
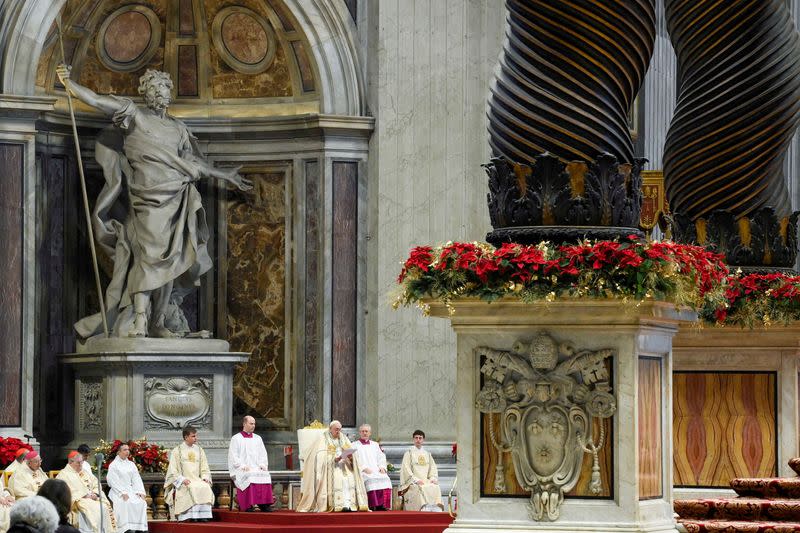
[296, 431, 369, 512]
[75, 96, 212, 338]
[56, 467, 115, 533]
[351, 439, 392, 509]
[400, 446, 443, 510]
[228, 431, 274, 510]
[106, 456, 148, 532]
[8, 464, 46, 499]
[164, 443, 214, 520]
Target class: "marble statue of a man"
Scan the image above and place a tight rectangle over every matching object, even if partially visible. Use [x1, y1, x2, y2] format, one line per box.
[56, 64, 252, 339]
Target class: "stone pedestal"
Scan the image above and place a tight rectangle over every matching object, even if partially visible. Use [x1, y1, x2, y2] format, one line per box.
[429, 299, 693, 533]
[672, 324, 800, 500]
[60, 338, 248, 469]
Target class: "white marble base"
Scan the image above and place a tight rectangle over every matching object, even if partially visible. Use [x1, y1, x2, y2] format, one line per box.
[427, 299, 693, 533]
[60, 350, 248, 469]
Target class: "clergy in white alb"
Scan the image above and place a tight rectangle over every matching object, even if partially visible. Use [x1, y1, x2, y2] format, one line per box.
[56, 451, 116, 533]
[296, 420, 369, 512]
[4, 448, 28, 475]
[8, 452, 47, 500]
[228, 416, 274, 512]
[106, 444, 148, 532]
[351, 424, 392, 510]
[0, 469, 15, 533]
[164, 426, 214, 521]
[400, 430, 443, 511]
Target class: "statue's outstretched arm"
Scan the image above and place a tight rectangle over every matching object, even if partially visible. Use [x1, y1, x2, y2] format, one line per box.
[56, 64, 124, 116]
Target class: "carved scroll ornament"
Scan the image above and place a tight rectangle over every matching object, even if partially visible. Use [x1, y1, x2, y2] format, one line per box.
[476, 333, 616, 521]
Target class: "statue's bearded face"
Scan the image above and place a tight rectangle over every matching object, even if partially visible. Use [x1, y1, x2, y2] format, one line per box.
[144, 79, 172, 110]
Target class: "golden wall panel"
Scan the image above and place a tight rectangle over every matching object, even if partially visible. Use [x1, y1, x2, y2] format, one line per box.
[673, 372, 777, 487]
[227, 172, 286, 419]
[638, 357, 662, 499]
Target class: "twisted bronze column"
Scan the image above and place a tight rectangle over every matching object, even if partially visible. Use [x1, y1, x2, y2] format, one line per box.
[485, 0, 655, 245]
[663, 0, 800, 269]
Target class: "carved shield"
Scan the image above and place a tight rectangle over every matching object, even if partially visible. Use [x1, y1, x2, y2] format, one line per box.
[503, 403, 589, 493]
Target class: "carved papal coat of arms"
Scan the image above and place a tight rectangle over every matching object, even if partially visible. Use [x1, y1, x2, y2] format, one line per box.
[475, 332, 617, 521]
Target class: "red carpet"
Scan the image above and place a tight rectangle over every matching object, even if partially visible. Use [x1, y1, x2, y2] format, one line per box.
[149, 510, 453, 533]
[676, 458, 800, 532]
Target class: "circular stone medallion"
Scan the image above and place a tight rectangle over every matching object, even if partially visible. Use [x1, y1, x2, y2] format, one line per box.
[222, 12, 268, 65]
[103, 11, 151, 63]
[212, 6, 276, 75]
[97, 5, 162, 72]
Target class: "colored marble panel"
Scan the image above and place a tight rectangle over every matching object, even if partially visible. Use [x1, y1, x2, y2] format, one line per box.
[269, 0, 295, 31]
[481, 358, 613, 498]
[0, 144, 23, 426]
[304, 160, 321, 424]
[34, 154, 74, 442]
[638, 357, 662, 499]
[291, 41, 315, 93]
[103, 11, 152, 63]
[673, 372, 777, 487]
[178, 45, 198, 97]
[222, 13, 269, 65]
[331, 162, 358, 427]
[228, 172, 286, 419]
[179, 0, 195, 35]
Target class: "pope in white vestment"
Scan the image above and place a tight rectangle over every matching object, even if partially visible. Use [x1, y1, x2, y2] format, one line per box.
[351, 424, 392, 510]
[296, 421, 369, 512]
[228, 416, 274, 511]
[8, 452, 47, 499]
[164, 428, 214, 521]
[106, 444, 148, 532]
[0, 471, 15, 533]
[57, 451, 116, 533]
[400, 431, 443, 511]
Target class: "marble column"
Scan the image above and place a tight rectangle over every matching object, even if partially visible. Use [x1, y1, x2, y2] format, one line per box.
[0, 94, 55, 445]
[430, 299, 690, 533]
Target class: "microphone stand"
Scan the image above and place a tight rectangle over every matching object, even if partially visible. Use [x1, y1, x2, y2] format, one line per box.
[95, 453, 105, 533]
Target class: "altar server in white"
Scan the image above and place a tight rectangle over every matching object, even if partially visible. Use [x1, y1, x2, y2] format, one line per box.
[106, 443, 148, 532]
[228, 416, 274, 512]
[351, 424, 392, 510]
[400, 430, 443, 511]
[164, 426, 214, 522]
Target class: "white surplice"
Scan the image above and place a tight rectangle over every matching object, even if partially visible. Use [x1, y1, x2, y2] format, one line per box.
[227, 432, 271, 491]
[106, 456, 148, 532]
[351, 440, 392, 492]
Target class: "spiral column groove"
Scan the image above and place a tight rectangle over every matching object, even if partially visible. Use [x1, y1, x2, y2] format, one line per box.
[663, 0, 800, 221]
[487, 0, 656, 165]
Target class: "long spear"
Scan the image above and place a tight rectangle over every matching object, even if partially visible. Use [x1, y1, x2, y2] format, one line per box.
[56, 14, 110, 338]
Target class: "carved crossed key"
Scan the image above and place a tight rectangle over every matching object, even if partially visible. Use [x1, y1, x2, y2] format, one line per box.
[475, 332, 616, 522]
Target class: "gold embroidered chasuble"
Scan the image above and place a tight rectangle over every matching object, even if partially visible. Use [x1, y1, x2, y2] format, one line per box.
[56, 466, 116, 533]
[296, 431, 369, 512]
[7, 464, 46, 499]
[164, 442, 215, 518]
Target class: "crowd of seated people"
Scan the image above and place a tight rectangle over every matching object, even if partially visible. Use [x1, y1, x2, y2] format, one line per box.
[0, 421, 445, 532]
